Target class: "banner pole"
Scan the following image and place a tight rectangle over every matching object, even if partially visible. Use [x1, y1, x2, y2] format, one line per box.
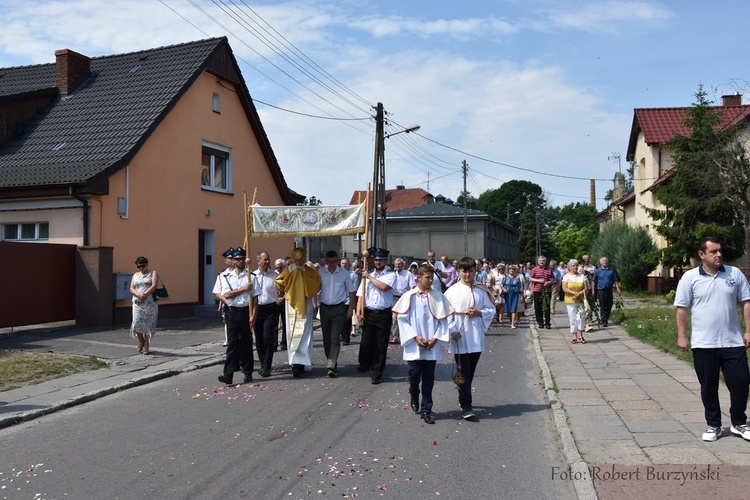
[357, 184, 371, 321]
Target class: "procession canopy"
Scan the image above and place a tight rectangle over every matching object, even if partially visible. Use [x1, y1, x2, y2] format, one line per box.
[248, 201, 366, 238]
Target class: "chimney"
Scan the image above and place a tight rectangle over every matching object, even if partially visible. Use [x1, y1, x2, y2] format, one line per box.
[722, 92, 742, 107]
[55, 49, 91, 94]
[590, 179, 596, 206]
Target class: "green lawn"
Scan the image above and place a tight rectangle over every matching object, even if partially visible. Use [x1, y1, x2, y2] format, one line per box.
[0, 350, 107, 392]
[612, 290, 750, 366]
[610, 298, 693, 365]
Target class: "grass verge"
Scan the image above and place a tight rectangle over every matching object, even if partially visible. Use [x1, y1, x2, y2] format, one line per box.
[0, 350, 107, 392]
[610, 300, 693, 365]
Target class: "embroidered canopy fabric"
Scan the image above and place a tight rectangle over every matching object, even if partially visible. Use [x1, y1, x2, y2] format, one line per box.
[248, 202, 366, 238]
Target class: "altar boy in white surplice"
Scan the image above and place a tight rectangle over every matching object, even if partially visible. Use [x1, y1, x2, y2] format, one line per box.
[444, 257, 496, 421]
[392, 264, 454, 425]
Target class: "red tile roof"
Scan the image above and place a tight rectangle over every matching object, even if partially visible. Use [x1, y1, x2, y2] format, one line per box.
[628, 104, 750, 154]
[615, 190, 635, 206]
[349, 187, 432, 213]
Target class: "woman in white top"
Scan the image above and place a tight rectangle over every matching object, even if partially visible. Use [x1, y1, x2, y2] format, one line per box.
[562, 260, 588, 344]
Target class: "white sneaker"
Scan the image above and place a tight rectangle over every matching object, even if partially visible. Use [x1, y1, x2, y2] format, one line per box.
[702, 426, 722, 442]
[730, 424, 750, 441]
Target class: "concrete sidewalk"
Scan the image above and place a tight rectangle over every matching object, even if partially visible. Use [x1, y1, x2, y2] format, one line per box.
[0, 316, 228, 429]
[532, 306, 750, 498]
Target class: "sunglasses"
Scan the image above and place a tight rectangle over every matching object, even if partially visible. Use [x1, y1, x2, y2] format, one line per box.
[136, 264, 146, 269]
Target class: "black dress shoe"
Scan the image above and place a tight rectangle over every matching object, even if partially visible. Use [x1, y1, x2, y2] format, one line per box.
[292, 366, 304, 378]
[410, 400, 419, 413]
[371, 378, 381, 385]
[545, 324, 551, 329]
[218, 375, 233, 385]
[327, 368, 337, 378]
[421, 413, 435, 424]
[243, 375, 253, 383]
[259, 370, 271, 378]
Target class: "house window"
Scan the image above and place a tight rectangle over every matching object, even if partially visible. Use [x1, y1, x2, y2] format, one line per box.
[212, 93, 220, 113]
[201, 145, 232, 193]
[2, 222, 49, 241]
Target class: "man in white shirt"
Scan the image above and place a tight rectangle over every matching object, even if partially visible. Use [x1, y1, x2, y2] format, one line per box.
[424, 249, 447, 293]
[675, 236, 750, 442]
[214, 247, 253, 385]
[389, 258, 413, 344]
[251, 251, 280, 378]
[318, 251, 356, 377]
[356, 247, 397, 384]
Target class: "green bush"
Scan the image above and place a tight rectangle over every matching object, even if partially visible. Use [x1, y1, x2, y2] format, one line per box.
[592, 223, 657, 291]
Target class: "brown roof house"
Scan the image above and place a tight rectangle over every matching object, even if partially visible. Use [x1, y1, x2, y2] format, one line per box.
[0, 38, 303, 327]
[341, 187, 517, 264]
[340, 186, 434, 260]
[610, 93, 750, 291]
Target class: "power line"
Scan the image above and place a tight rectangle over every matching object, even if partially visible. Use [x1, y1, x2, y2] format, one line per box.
[213, 0, 370, 115]
[252, 98, 371, 120]
[166, 2, 651, 191]
[181, 0, 370, 123]
[235, 0, 372, 110]
[413, 131, 613, 182]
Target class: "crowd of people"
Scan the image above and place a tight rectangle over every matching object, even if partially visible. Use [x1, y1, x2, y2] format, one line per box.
[200, 246, 502, 423]
[128, 234, 750, 442]
[130, 246, 620, 424]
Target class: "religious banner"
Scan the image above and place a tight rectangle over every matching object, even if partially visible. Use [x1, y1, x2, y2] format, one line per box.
[248, 202, 366, 238]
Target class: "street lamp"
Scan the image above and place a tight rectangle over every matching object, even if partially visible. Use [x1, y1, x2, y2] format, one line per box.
[371, 101, 420, 249]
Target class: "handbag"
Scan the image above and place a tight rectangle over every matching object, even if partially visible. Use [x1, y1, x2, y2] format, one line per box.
[153, 276, 169, 301]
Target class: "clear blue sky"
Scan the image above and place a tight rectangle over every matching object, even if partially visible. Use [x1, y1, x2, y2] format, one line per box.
[2, 0, 748, 210]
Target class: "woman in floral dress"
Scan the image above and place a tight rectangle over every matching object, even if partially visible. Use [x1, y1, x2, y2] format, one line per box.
[130, 256, 159, 354]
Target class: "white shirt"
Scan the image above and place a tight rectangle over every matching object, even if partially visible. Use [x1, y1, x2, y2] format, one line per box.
[357, 268, 397, 309]
[212, 268, 250, 307]
[393, 269, 413, 296]
[423, 260, 446, 292]
[674, 264, 750, 348]
[251, 268, 278, 305]
[318, 266, 356, 305]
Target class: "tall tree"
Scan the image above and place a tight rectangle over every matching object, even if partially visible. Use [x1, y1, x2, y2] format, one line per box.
[477, 180, 543, 227]
[456, 193, 479, 210]
[550, 202, 599, 262]
[644, 85, 744, 270]
[591, 223, 657, 291]
[716, 115, 750, 273]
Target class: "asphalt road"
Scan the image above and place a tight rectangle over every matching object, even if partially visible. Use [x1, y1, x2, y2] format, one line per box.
[0, 322, 576, 499]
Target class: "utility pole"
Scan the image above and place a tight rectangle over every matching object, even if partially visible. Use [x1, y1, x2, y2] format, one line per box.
[462, 160, 468, 257]
[369, 103, 419, 250]
[371, 102, 385, 248]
